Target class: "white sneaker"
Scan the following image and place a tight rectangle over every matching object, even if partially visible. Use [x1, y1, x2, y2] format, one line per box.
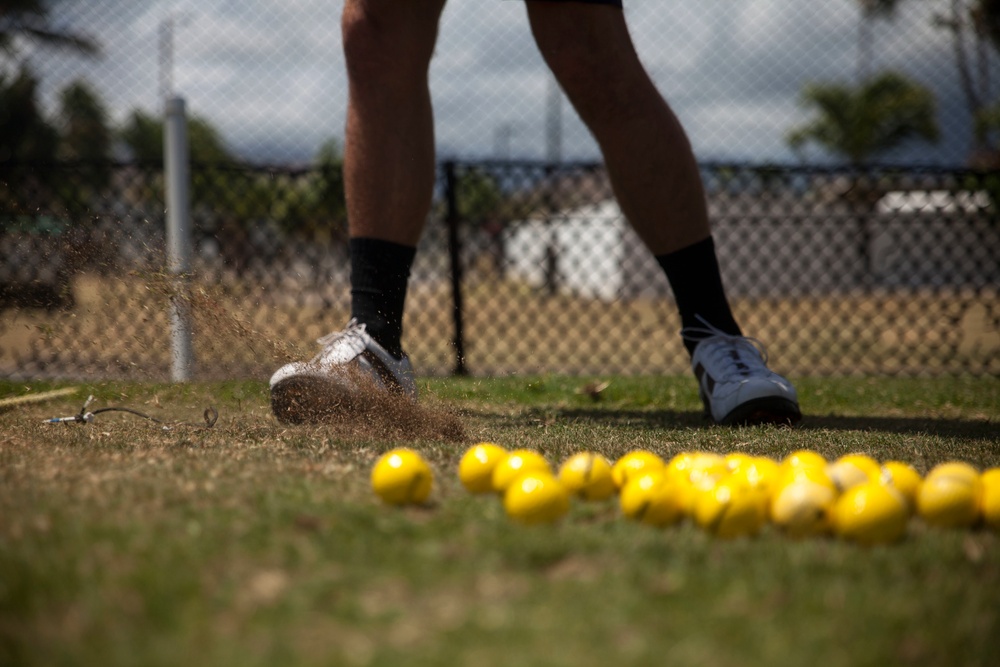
[685, 319, 801, 426]
[270, 319, 417, 424]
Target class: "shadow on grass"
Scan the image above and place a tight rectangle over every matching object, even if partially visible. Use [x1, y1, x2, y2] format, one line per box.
[798, 414, 999, 443]
[467, 406, 999, 443]
[467, 407, 707, 431]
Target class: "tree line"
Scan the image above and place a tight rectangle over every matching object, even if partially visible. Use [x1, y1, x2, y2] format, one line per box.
[0, 66, 350, 242]
[2, 0, 998, 234]
[788, 0, 1000, 166]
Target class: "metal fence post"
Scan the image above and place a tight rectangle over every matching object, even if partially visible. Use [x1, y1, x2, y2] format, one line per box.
[164, 96, 194, 381]
[444, 161, 468, 376]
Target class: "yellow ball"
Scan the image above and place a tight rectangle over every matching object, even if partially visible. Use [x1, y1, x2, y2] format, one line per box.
[558, 452, 617, 501]
[827, 453, 881, 492]
[671, 470, 699, 517]
[611, 450, 665, 489]
[458, 442, 508, 494]
[770, 479, 837, 538]
[665, 451, 696, 479]
[839, 453, 882, 476]
[748, 456, 782, 495]
[917, 466, 981, 529]
[619, 471, 683, 527]
[491, 449, 551, 493]
[832, 481, 908, 545]
[724, 452, 756, 474]
[371, 448, 433, 505]
[926, 461, 979, 483]
[727, 456, 779, 492]
[503, 472, 570, 525]
[687, 470, 726, 512]
[694, 477, 767, 538]
[685, 452, 729, 487]
[782, 449, 827, 472]
[723, 457, 780, 520]
[879, 461, 923, 508]
[980, 468, 1000, 530]
[776, 461, 838, 496]
[669, 452, 729, 515]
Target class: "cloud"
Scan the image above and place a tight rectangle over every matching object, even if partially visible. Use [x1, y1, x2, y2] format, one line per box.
[28, 0, 980, 165]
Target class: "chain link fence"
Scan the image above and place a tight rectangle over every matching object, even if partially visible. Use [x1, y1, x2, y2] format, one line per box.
[1, 160, 997, 380]
[2, 1, 999, 381]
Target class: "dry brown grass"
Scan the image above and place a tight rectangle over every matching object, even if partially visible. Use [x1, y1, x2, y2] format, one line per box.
[1, 273, 996, 381]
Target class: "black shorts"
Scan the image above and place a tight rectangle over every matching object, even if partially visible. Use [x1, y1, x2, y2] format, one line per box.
[528, 0, 623, 7]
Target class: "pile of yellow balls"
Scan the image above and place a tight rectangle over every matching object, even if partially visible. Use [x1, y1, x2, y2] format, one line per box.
[371, 444, 1000, 545]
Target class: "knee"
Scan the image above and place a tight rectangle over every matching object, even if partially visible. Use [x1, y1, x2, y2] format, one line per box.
[541, 39, 606, 93]
[342, 1, 439, 89]
[536, 25, 636, 113]
[341, 5, 402, 85]
[546, 42, 635, 122]
[535, 24, 658, 128]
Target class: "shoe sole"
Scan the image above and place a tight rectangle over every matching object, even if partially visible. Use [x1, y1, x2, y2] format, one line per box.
[270, 375, 363, 424]
[705, 395, 803, 427]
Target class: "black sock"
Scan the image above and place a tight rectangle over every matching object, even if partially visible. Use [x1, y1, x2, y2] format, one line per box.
[656, 236, 742, 355]
[349, 237, 416, 358]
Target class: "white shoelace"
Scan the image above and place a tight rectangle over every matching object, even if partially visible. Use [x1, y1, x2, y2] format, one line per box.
[312, 318, 368, 362]
[682, 315, 771, 380]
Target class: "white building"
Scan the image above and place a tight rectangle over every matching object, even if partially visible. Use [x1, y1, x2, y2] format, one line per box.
[502, 188, 997, 299]
[503, 199, 670, 301]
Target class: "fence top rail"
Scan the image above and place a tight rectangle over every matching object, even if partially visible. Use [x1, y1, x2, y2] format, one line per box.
[2, 158, 998, 178]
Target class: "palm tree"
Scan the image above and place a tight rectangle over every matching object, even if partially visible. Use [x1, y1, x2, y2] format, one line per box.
[856, 0, 903, 82]
[0, 0, 99, 61]
[787, 72, 940, 165]
[0, 1, 100, 169]
[933, 0, 1000, 161]
[788, 72, 941, 283]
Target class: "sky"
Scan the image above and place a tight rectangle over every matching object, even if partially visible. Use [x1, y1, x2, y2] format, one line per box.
[19, 0, 989, 167]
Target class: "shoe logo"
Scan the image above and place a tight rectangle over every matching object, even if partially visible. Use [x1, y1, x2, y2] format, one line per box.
[728, 350, 750, 376]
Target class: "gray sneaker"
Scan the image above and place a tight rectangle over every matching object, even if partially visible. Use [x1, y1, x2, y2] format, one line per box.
[270, 319, 417, 424]
[685, 320, 801, 426]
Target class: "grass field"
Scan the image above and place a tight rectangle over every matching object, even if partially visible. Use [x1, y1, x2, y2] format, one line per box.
[2, 375, 999, 667]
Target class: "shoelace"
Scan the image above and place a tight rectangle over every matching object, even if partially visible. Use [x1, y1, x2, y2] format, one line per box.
[681, 315, 770, 380]
[313, 318, 368, 361]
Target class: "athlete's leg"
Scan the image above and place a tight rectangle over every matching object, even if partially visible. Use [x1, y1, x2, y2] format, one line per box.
[526, 1, 709, 256]
[527, 2, 800, 425]
[269, 0, 448, 423]
[342, 0, 447, 245]
[341, 0, 447, 356]
[527, 0, 740, 344]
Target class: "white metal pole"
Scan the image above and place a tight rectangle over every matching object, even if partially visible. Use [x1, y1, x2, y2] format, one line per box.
[165, 95, 193, 381]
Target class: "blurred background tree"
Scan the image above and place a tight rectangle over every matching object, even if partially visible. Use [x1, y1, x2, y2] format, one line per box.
[0, 68, 57, 163]
[268, 137, 348, 244]
[1, 0, 101, 216]
[0, 0, 99, 62]
[57, 81, 111, 162]
[933, 0, 1000, 165]
[119, 109, 232, 164]
[856, 0, 903, 82]
[787, 72, 940, 165]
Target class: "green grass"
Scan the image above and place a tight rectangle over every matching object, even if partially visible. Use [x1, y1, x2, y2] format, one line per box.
[1, 375, 999, 667]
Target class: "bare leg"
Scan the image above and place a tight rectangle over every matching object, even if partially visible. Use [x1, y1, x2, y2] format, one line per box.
[527, 3, 801, 427]
[341, 0, 446, 245]
[526, 2, 710, 255]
